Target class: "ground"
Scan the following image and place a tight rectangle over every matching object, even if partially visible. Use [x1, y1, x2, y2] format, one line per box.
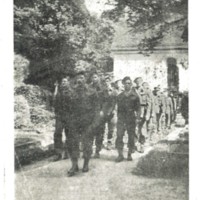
[15, 138, 188, 200]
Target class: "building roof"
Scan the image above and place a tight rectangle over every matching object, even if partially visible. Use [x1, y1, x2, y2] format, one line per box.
[111, 17, 188, 52]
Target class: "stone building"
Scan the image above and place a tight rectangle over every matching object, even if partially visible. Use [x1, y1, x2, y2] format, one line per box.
[111, 19, 188, 92]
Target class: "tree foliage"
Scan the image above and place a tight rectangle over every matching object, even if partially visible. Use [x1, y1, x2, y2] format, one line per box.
[14, 0, 115, 87]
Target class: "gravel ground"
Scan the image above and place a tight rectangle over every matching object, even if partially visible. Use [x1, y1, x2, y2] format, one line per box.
[15, 146, 188, 200]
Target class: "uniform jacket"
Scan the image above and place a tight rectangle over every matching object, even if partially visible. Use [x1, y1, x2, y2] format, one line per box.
[135, 86, 152, 119]
[117, 90, 140, 119]
[72, 84, 99, 119]
[164, 96, 173, 114]
[54, 85, 73, 119]
[89, 82, 103, 112]
[101, 86, 117, 117]
[153, 92, 166, 114]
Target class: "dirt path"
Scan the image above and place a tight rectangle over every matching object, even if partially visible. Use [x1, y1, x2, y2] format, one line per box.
[15, 147, 188, 200]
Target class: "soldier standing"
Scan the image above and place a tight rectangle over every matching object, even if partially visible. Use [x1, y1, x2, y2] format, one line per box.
[115, 76, 140, 162]
[169, 90, 177, 124]
[134, 77, 151, 150]
[180, 91, 189, 125]
[88, 72, 104, 158]
[53, 76, 73, 161]
[67, 71, 99, 176]
[153, 87, 166, 133]
[142, 82, 156, 142]
[163, 89, 174, 129]
[93, 76, 117, 158]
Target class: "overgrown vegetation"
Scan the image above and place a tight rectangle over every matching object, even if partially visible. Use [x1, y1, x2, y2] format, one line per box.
[14, 0, 115, 88]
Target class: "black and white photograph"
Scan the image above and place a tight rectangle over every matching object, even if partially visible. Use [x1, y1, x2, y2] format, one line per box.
[1, 0, 193, 199]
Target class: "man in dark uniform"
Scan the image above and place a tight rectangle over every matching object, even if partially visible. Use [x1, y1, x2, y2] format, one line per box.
[88, 72, 104, 157]
[93, 76, 117, 158]
[53, 76, 73, 161]
[115, 76, 140, 162]
[67, 71, 99, 176]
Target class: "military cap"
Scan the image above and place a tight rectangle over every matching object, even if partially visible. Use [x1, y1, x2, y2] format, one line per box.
[134, 77, 143, 83]
[75, 70, 86, 76]
[122, 76, 132, 85]
[104, 76, 111, 81]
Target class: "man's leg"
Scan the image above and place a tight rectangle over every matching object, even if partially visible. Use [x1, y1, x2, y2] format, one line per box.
[82, 124, 94, 172]
[115, 117, 125, 162]
[94, 123, 105, 158]
[63, 126, 69, 159]
[127, 120, 136, 160]
[107, 116, 115, 150]
[156, 113, 161, 132]
[67, 126, 80, 177]
[53, 116, 63, 161]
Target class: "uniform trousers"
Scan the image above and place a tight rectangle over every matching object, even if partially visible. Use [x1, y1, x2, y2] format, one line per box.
[115, 114, 137, 151]
[67, 114, 95, 159]
[94, 113, 116, 152]
[54, 115, 70, 155]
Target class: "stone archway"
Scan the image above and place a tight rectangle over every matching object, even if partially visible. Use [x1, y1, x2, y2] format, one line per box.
[167, 57, 179, 92]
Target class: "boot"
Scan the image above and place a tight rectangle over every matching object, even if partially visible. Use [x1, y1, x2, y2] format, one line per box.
[137, 143, 144, 153]
[82, 158, 90, 173]
[68, 158, 79, 177]
[63, 151, 69, 160]
[115, 150, 124, 162]
[93, 151, 100, 159]
[106, 141, 112, 150]
[52, 153, 62, 162]
[127, 149, 133, 161]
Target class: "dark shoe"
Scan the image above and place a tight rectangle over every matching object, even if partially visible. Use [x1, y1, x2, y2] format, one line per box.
[67, 165, 79, 177]
[115, 155, 124, 162]
[137, 144, 144, 153]
[82, 166, 89, 173]
[67, 168, 75, 177]
[106, 141, 112, 150]
[52, 154, 62, 162]
[93, 152, 100, 159]
[82, 158, 90, 173]
[63, 152, 69, 160]
[127, 153, 133, 161]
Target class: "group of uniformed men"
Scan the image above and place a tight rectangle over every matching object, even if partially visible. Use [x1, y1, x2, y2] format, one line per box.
[53, 71, 177, 177]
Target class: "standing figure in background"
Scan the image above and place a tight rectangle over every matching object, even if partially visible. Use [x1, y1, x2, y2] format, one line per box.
[134, 77, 151, 150]
[115, 76, 140, 162]
[163, 89, 174, 129]
[180, 91, 189, 125]
[169, 90, 177, 124]
[153, 87, 166, 133]
[67, 71, 99, 176]
[88, 72, 104, 158]
[92, 76, 117, 158]
[142, 82, 156, 142]
[53, 75, 73, 161]
[101, 76, 117, 150]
